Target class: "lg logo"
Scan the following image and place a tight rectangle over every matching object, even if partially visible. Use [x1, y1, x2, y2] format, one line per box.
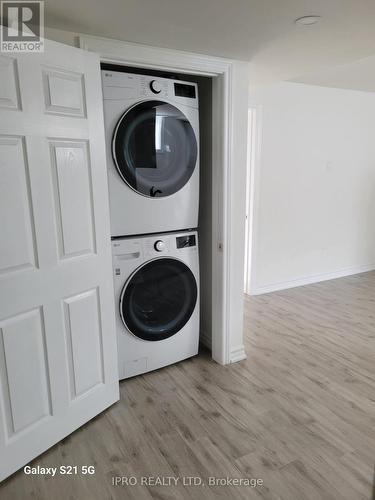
[1, 1, 44, 52]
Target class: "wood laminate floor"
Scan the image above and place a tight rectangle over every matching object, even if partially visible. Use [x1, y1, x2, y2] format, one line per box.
[1, 272, 375, 499]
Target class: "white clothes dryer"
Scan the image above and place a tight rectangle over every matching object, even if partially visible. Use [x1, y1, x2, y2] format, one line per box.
[102, 69, 200, 237]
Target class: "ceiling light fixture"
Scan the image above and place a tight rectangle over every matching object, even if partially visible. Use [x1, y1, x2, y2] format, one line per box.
[295, 15, 321, 26]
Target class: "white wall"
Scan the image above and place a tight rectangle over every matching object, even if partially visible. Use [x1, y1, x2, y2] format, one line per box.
[249, 81, 375, 294]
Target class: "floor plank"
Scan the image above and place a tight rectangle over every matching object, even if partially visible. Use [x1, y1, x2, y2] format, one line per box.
[1, 271, 374, 499]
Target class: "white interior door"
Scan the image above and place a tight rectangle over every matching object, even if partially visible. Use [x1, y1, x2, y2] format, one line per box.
[0, 39, 119, 481]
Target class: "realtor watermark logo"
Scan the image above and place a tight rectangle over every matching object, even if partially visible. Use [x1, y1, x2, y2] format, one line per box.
[1, 1, 44, 52]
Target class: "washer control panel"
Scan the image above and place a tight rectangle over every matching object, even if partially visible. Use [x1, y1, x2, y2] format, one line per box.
[112, 232, 198, 263]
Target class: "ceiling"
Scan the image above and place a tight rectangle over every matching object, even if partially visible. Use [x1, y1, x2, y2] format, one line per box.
[45, 0, 375, 84]
[291, 55, 375, 92]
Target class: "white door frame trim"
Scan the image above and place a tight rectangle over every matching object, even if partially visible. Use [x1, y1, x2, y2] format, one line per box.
[244, 105, 262, 296]
[78, 34, 236, 365]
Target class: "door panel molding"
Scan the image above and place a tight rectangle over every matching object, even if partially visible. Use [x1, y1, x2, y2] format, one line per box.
[49, 139, 97, 260]
[63, 287, 104, 400]
[0, 56, 22, 111]
[0, 135, 38, 276]
[0, 307, 52, 439]
[42, 67, 86, 118]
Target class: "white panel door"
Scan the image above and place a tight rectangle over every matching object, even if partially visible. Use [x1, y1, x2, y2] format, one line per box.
[0, 41, 119, 481]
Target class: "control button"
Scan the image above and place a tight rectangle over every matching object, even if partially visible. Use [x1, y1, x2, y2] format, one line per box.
[154, 240, 165, 252]
[150, 80, 162, 94]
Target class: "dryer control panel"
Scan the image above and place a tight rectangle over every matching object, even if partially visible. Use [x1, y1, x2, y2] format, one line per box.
[176, 234, 196, 249]
[102, 70, 199, 109]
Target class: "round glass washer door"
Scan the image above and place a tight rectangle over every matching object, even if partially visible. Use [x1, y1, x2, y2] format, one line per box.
[120, 258, 198, 341]
[112, 100, 198, 198]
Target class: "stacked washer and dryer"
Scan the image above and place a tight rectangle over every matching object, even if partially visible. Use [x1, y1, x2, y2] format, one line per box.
[102, 69, 201, 379]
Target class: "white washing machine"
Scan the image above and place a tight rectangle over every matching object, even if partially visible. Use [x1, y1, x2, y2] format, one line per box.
[102, 69, 200, 237]
[112, 230, 200, 379]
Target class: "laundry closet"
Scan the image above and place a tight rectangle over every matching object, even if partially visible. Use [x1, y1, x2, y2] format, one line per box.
[100, 63, 213, 379]
[0, 33, 249, 481]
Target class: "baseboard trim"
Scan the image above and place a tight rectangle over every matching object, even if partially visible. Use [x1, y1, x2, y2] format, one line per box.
[200, 333, 246, 365]
[250, 263, 375, 296]
[230, 345, 247, 363]
[199, 330, 212, 350]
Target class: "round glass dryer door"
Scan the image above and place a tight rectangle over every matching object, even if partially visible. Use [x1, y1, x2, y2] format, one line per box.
[120, 258, 197, 341]
[112, 100, 198, 197]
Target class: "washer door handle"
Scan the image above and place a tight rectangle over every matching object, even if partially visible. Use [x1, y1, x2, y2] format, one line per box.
[116, 252, 140, 260]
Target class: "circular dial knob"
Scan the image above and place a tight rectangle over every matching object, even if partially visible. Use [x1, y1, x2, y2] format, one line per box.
[150, 80, 162, 94]
[154, 240, 165, 252]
